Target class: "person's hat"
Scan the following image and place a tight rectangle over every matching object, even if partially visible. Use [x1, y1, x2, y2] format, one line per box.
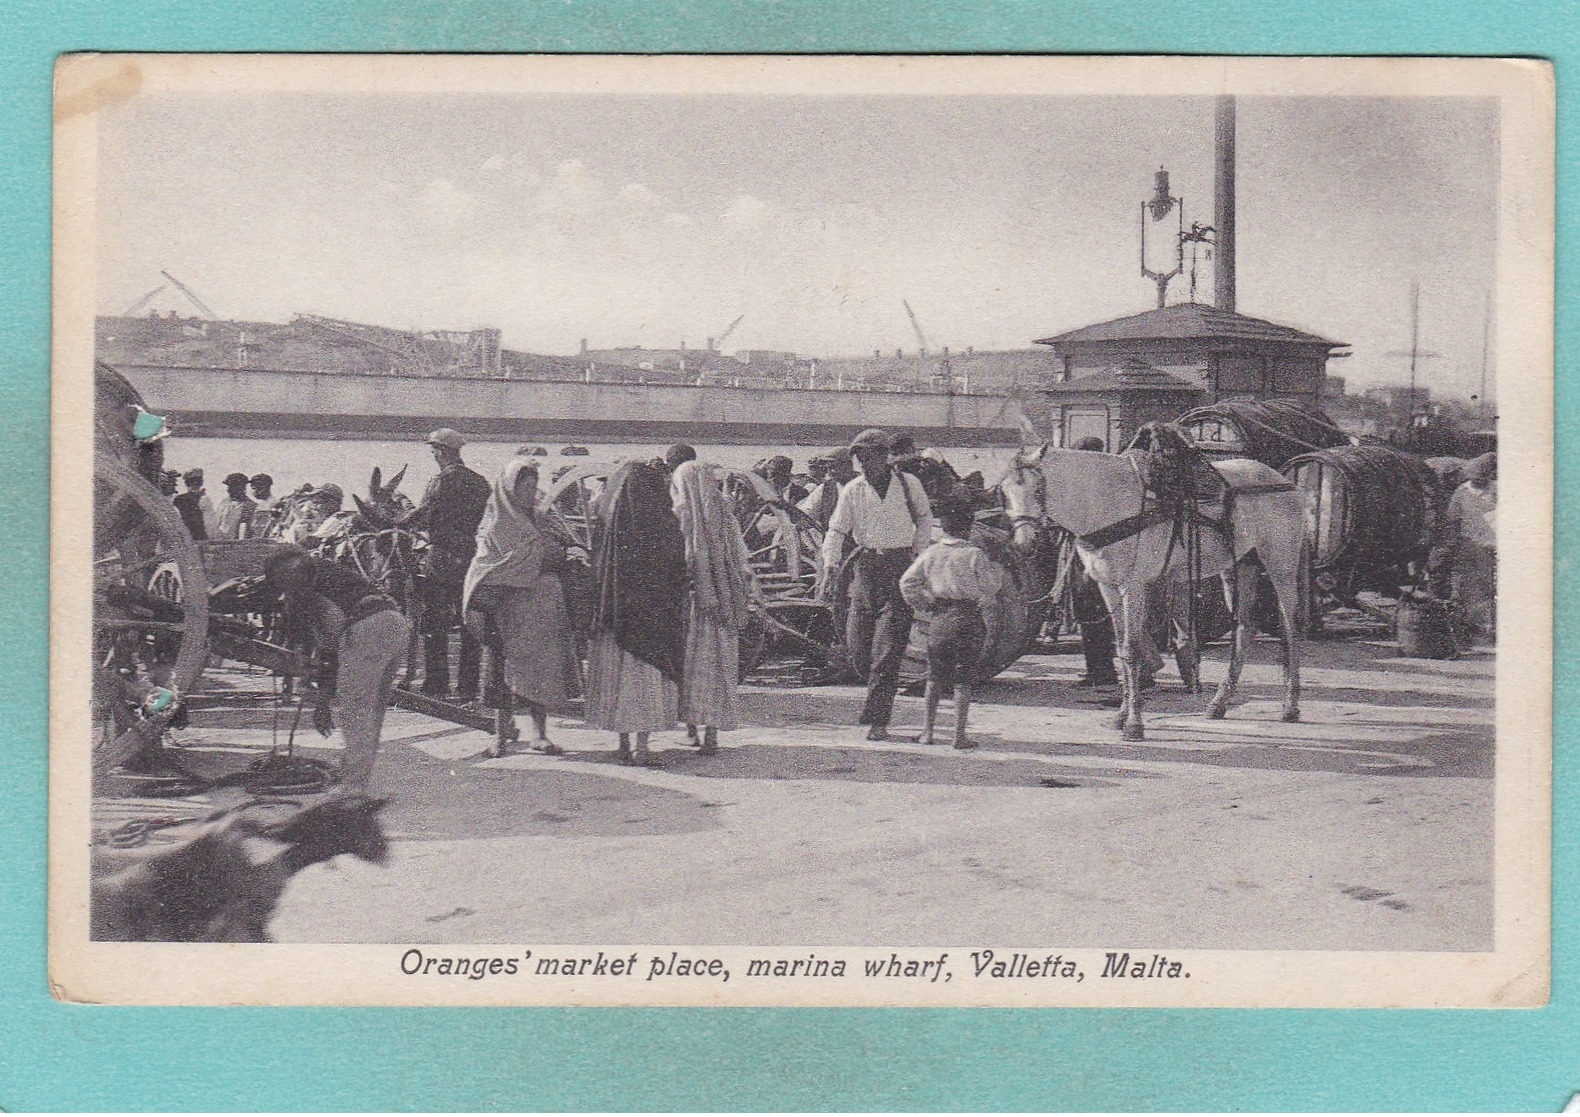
[888, 432, 917, 458]
[182, 468, 204, 484]
[315, 483, 344, 504]
[223, 471, 250, 487]
[1467, 452, 1497, 484]
[249, 473, 273, 487]
[850, 428, 891, 452]
[425, 427, 466, 451]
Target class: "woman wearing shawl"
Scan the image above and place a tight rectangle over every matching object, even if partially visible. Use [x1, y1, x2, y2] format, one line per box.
[671, 460, 754, 754]
[462, 459, 581, 755]
[587, 460, 688, 766]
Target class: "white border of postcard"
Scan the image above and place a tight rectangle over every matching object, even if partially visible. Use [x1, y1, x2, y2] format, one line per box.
[50, 54, 1553, 1007]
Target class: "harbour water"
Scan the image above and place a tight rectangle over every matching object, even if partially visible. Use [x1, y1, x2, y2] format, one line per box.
[169, 436, 1028, 503]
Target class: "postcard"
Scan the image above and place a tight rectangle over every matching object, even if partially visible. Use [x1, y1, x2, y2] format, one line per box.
[51, 53, 1552, 1006]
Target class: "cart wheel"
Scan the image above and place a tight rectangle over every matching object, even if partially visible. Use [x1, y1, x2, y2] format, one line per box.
[149, 561, 184, 603]
[93, 459, 209, 776]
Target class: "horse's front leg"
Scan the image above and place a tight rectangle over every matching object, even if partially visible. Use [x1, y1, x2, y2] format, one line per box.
[1169, 579, 1203, 694]
[1112, 585, 1146, 741]
[1270, 566, 1302, 723]
[1095, 583, 1129, 731]
[1208, 563, 1257, 719]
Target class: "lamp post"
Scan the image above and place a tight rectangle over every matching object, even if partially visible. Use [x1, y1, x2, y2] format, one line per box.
[1141, 167, 1217, 309]
[1140, 168, 1184, 309]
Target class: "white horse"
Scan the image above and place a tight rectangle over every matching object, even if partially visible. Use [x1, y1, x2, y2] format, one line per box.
[998, 442, 1306, 740]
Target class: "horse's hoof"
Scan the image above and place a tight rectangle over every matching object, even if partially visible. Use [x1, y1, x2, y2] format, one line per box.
[1121, 724, 1145, 742]
[1282, 707, 1301, 724]
[1207, 703, 1228, 720]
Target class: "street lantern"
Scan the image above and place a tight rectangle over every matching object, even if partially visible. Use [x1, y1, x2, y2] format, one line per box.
[1140, 167, 1184, 309]
[1140, 166, 1216, 309]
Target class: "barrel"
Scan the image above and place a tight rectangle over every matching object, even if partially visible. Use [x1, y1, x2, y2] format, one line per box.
[1396, 597, 1457, 659]
[1283, 444, 1441, 597]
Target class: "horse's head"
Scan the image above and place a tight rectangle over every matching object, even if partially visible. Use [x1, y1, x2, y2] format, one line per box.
[997, 445, 1049, 550]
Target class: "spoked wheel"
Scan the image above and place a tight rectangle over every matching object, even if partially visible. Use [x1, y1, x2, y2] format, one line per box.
[148, 561, 184, 603]
[93, 459, 210, 776]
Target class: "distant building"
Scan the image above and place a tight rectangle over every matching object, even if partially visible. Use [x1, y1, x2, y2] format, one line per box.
[1033, 303, 1346, 448]
[1363, 383, 1432, 412]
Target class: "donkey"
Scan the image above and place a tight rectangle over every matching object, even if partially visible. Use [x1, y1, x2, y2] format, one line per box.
[347, 466, 424, 684]
[998, 441, 1306, 740]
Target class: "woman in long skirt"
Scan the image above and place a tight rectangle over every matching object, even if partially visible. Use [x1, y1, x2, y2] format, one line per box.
[462, 459, 581, 755]
[670, 460, 754, 755]
[586, 460, 688, 766]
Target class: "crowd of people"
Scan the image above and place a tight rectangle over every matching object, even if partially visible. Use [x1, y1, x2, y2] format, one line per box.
[190, 426, 1498, 796]
[252, 426, 1004, 793]
[161, 464, 351, 546]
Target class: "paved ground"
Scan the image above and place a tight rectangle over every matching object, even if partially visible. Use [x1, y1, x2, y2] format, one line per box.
[139, 632, 1494, 951]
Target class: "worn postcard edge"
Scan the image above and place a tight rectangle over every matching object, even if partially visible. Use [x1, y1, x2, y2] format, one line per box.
[48, 53, 1554, 1008]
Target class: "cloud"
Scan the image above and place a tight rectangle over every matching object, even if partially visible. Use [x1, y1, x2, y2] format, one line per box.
[416, 178, 477, 226]
[664, 212, 695, 227]
[722, 193, 770, 228]
[619, 182, 664, 207]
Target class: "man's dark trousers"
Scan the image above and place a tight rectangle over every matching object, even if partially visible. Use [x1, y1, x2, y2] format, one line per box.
[846, 548, 915, 728]
[419, 568, 480, 698]
[1074, 571, 1118, 686]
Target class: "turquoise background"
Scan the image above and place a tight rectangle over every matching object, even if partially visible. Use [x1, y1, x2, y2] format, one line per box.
[2, 2, 1570, 1110]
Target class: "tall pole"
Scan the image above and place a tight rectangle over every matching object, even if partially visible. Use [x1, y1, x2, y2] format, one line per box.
[1479, 290, 1492, 423]
[1407, 280, 1420, 419]
[1213, 96, 1237, 313]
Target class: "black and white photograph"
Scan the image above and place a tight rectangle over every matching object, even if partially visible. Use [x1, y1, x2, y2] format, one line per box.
[51, 55, 1551, 1006]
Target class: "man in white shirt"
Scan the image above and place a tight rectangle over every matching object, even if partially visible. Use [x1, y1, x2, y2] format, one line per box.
[213, 472, 256, 540]
[821, 428, 933, 739]
[1440, 451, 1497, 643]
[798, 448, 855, 531]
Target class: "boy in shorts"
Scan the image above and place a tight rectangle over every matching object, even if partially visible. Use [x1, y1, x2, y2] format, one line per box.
[899, 492, 1003, 749]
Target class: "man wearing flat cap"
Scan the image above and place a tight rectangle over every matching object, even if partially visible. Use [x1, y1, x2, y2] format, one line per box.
[403, 428, 492, 699]
[173, 468, 216, 541]
[249, 473, 281, 538]
[799, 447, 855, 532]
[821, 427, 933, 739]
[214, 471, 257, 540]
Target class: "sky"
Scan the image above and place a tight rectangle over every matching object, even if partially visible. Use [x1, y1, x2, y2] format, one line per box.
[95, 92, 1499, 397]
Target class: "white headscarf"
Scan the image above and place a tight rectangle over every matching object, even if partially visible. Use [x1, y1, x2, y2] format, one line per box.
[670, 460, 754, 633]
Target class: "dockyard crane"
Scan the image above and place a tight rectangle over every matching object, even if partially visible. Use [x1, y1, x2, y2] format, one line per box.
[292, 313, 442, 376]
[902, 300, 930, 356]
[712, 314, 745, 351]
[159, 271, 220, 320]
[122, 284, 168, 317]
